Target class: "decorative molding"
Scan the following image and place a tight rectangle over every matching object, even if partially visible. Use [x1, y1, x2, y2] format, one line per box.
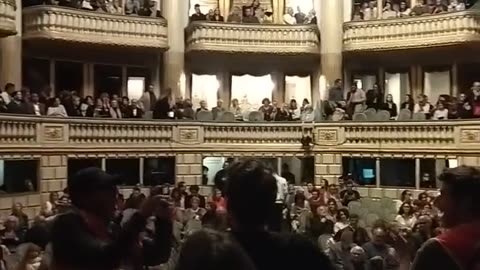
[460, 129, 480, 143]
[22, 5, 168, 49]
[43, 125, 65, 142]
[343, 10, 480, 52]
[175, 126, 204, 145]
[186, 21, 320, 55]
[0, 0, 16, 37]
[316, 128, 342, 146]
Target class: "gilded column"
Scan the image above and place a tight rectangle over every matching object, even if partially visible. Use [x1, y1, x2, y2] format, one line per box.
[219, 0, 230, 21]
[162, 0, 189, 97]
[273, 0, 285, 24]
[377, 0, 383, 18]
[319, 0, 343, 90]
[0, 0, 21, 88]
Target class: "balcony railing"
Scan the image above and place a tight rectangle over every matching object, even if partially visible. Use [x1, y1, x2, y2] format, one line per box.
[186, 21, 320, 55]
[343, 9, 480, 52]
[0, 0, 16, 37]
[22, 5, 168, 49]
[1, 115, 479, 154]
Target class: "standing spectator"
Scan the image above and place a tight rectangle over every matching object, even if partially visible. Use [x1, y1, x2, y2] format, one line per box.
[0, 83, 14, 105]
[281, 163, 295, 184]
[366, 83, 383, 110]
[225, 159, 332, 270]
[362, 226, 400, 270]
[346, 84, 366, 117]
[309, 189, 325, 214]
[139, 85, 157, 113]
[126, 99, 144, 118]
[294, 6, 305, 24]
[242, 7, 260, 23]
[47, 98, 68, 117]
[412, 166, 480, 270]
[400, 94, 414, 112]
[288, 99, 301, 120]
[258, 98, 274, 121]
[283, 7, 296, 24]
[328, 79, 345, 104]
[269, 166, 288, 232]
[214, 159, 231, 193]
[432, 102, 448, 120]
[11, 203, 29, 233]
[210, 8, 224, 21]
[153, 88, 174, 119]
[456, 93, 473, 119]
[212, 99, 226, 120]
[328, 228, 358, 270]
[305, 9, 317, 24]
[190, 4, 206, 22]
[383, 94, 398, 118]
[227, 6, 242, 23]
[339, 181, 361, 206]
[26, 93, 46, 116]
[7, 91, 28, 114]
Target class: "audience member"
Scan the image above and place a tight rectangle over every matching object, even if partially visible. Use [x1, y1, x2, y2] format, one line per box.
[0, 83, 14, 105]
[383, 94, 398, 118]
[210, 8, 224, 22]
[26, 93, 45, 116]
[288, 99, 301, 120]
[334, 209, 351, 234]
[366, 83, 383, 110]
[242, 7, 260, 23]
[294, 6, 306, 24]
[46, 98, 68, 117]
[339, 181, 361, 206]
[283, 7, 296, 24]
[305, 9, 317, 24]
[230, 98, 243, 120]
[413, 94, 433, 118]
[190, 4, 206, 22]
[227, 6, 243, 23]
[350, 214, 370, 246]
[153, 88, 174, 119]
[258, 98, 274, 121]
[400, 94, 415, 112]
[396, 202, 417, 229]
[7, 91, 27, 114]
[362, 226, 400, 270]
[206, 9, 215, 21]
[346, 84, 366, 117]
[432, 102, 448, 120]
[212, 99, 226, 120]
[362, 1, 378, 20]
[328, 228, 358, 270]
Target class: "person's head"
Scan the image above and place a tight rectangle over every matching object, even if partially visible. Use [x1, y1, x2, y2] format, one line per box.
[459, 93, 467, 102]
[418, 192, 428, 202]
[189, 185, 200, 195]
[200, 100, 207, 109]
[121, 96, 129, 106]
[398, 202, 414, 216]
[320, 179, 329, 189]
[404, 94, 413, 103]
[327, 198, 338, 212]
[401, 190, 413, 203]
[362, 1, 369, 8]
[232, 98, 239, 107]
[306, 182, 314, 192]
[245, 7, 253, 16]
[4, 83, 14, 94]
[329, 184, 339, 195]
[414, 214, 432, 234]
[262, 98, 270, 106]
[294, 193, 306, 206]
[12, 91, 22, 101]
[202, 166, 209, 176]
[52, 97, 61, 107]
[339, 227, 354, 246]
[184, 98, 192, 107]
[214, 188, 222, 198]
[178, 181, 187, 194]
[345, 180, 354, 191]
[252, 0, 260, 6]
[302, 98, 309, 107]
[190, 196, 200, 209]
[316, 205, 328, 217]
[385, 2, 392, 9]
[194, 4, 201, 13]
[422, 172, 430, 183]
[437, 102, 445, 111]
[289, 99, 297, 108]
[287, 7, 294, 15]
[334, 79, 343, 88]
[176, 229, 256, 270]
[472, 81, 480, 92]
[351, 84, 358, 92]
[225, 159, 277, 230]
[400, 1, 407, 10]
[111, 99, 119, 108]
[72, 95, 81, 106]
[386, 94, 393, 103]
[350, 246, 367, 263]
[216, 99, 223, 108]
[349, 213, 360, 227]
[311, 189, 319, 200]
[371, 226, 387, 245]
[12, 202, 23, 215]
[208, 9, 214, 16]
[436, 166, 480, 228]
[50, 191, 59, 203]
[27, 93, 39, 104]
[171, 188, 182, 201]
[68, 167, 118, 220]
[4, 215, 18, 230]
[417, 94, 427, 103]
[337, 208, 350, 222]
[281, 163, 290, 172]
[233, 6, 241, 15]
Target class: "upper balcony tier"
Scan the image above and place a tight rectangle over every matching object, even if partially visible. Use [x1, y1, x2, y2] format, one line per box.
[0, 114, 478, 156]
[185, 21, 320, 55]
[343, 8, 480, 52]
[22, 5, 168, 50]
[0, 0, 16, 37]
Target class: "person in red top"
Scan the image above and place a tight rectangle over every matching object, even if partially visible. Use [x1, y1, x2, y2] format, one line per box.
[412, 166, 480, 270]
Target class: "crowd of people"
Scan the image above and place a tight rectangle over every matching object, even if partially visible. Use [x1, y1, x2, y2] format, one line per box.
[0, 161, 478, 270]
[352, 0, 472, 21]
[189, 1, 317, 25]
[23, 0, 162, 17]
[327, 79, 480, 120]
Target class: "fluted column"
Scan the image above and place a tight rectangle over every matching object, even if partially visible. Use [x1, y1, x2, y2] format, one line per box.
[162, 0, 189, 97]
[0, 0, 21, 88]
[219, 0, 230, 21]
[319, 0, 343, 90]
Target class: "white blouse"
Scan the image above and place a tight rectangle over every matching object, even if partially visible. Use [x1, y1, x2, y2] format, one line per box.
[395, 214, 417, 228]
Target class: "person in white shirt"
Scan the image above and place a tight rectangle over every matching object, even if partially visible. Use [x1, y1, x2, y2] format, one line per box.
[47, 98, 68, 117]
[270, 168, 288, 232]
[362, 1, 377, 20]
[334, 208, 350, 233]
[448, 0, 466, 11]
[395, 202, 417, 229]
[413, 94, 433, 116]
[283, 7, 296, 25]
[382, 2, 398, 19]
[0, 83, 14, 105]
[432, 102, 449, 120]
[288, 99, 301, 120]
[399, 1, 412, 16]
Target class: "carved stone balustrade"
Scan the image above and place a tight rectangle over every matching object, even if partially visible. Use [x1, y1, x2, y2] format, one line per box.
[0, 0, 16, 37]
[186, 21, 320, 55]
[1, 115, 480, 155]
[22, 5, 168, 49]
[343, 9, 480, 52]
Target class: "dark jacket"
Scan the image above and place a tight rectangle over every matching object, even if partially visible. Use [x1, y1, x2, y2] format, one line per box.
[382, 102, 398, 118]
[66, 104, 83, 117]
[190, 13, 206, 22]
[51, 210, 172, 270]
[153, 97, 172, 119]
[411, 239, 460, 270]
[25, 102, 46, 116]
[7, 101, 28, 114]
[126, 106, 144, 119]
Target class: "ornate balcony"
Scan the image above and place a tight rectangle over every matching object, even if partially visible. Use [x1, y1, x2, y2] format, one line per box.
[0, 0, 17, 37]
[186, 21, 320, 55]
[22, 5, 168, 49]
[343, 9, 480, 52]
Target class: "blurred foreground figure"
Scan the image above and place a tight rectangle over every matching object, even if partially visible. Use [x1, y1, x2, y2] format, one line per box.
[412, 166, 480, 270]
[49, 167, 172, 270]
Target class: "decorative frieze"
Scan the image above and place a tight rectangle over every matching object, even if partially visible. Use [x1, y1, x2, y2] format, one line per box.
[0, 0, 16, 37]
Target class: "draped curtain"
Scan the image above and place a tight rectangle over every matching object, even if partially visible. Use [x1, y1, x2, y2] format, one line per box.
[424, 70, 451, 104]
[189, 0, 219, 15]
[231, 74, 274, 112]
[191, 74, 219, 110]
[385, 72, 410, 108]
[285, 75, 312, 104]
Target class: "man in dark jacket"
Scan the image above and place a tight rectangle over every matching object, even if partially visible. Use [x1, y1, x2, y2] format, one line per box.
[7, 91, 28, 114]
[50, 167, 172, 270]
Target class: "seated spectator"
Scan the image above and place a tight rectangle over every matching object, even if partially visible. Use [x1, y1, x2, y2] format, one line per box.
[399, 1, 412, 16]
[308, 205, 334, 243]
[396, 202, 417, 229]
[185, 185, 206, 209]
[212, 99, 226, 120]
[125, 99, 144, 118]
[16, 243, 42, 270]
[7, 91, 28, 114]
[334, 209, 350, 233]
[66, 96, 83, 117]
[340, 181, 361, 206]
[11, 203, 29, 233]
[449, 0, 466, 11]
[256, 7, 272, 23]
[120, 96, 130, 117]
[210, 8, 224, 21]
[433, 0, 448, 13]
[346, 84, 366, 117]
[283, 7, 296, 24]
[0, 216, 20, 252]
[400, 94, 414, 112]
[350, 214, 370, 246]
[109, 99, 122, 118]
[456, 93, 473, 119]
[414, 94, 433, 118]
[362, 1, 378, 20]
[190, 4, 206, 22]
[47, 98, 68, 117]
[26, 93, 46, 116]
[432, 102, 448, 120]
[362, 226, 400, 270]
[196, 100, 209, 117]
[153, 88, 174, 119]
[382, 2, 398, 18]
[0, 83, 14, 105]
[288, 99, 301, 120]
[230, 98, 243, 120]
[242, 7, 259, 23]
[328, 228, 358, 270]
[182, 98, 195, 120]
[227, 6, 243, 23]
[0, 96, 7, 113]
[258, 98, 274, 121]
[275, 103, 291, 121]
[383, 94, 398, 118]
[206, 9, 215, 21]
[294, 6, 306, 24]
[305, 9, 317, 24]
[366, 83, 383, 110]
